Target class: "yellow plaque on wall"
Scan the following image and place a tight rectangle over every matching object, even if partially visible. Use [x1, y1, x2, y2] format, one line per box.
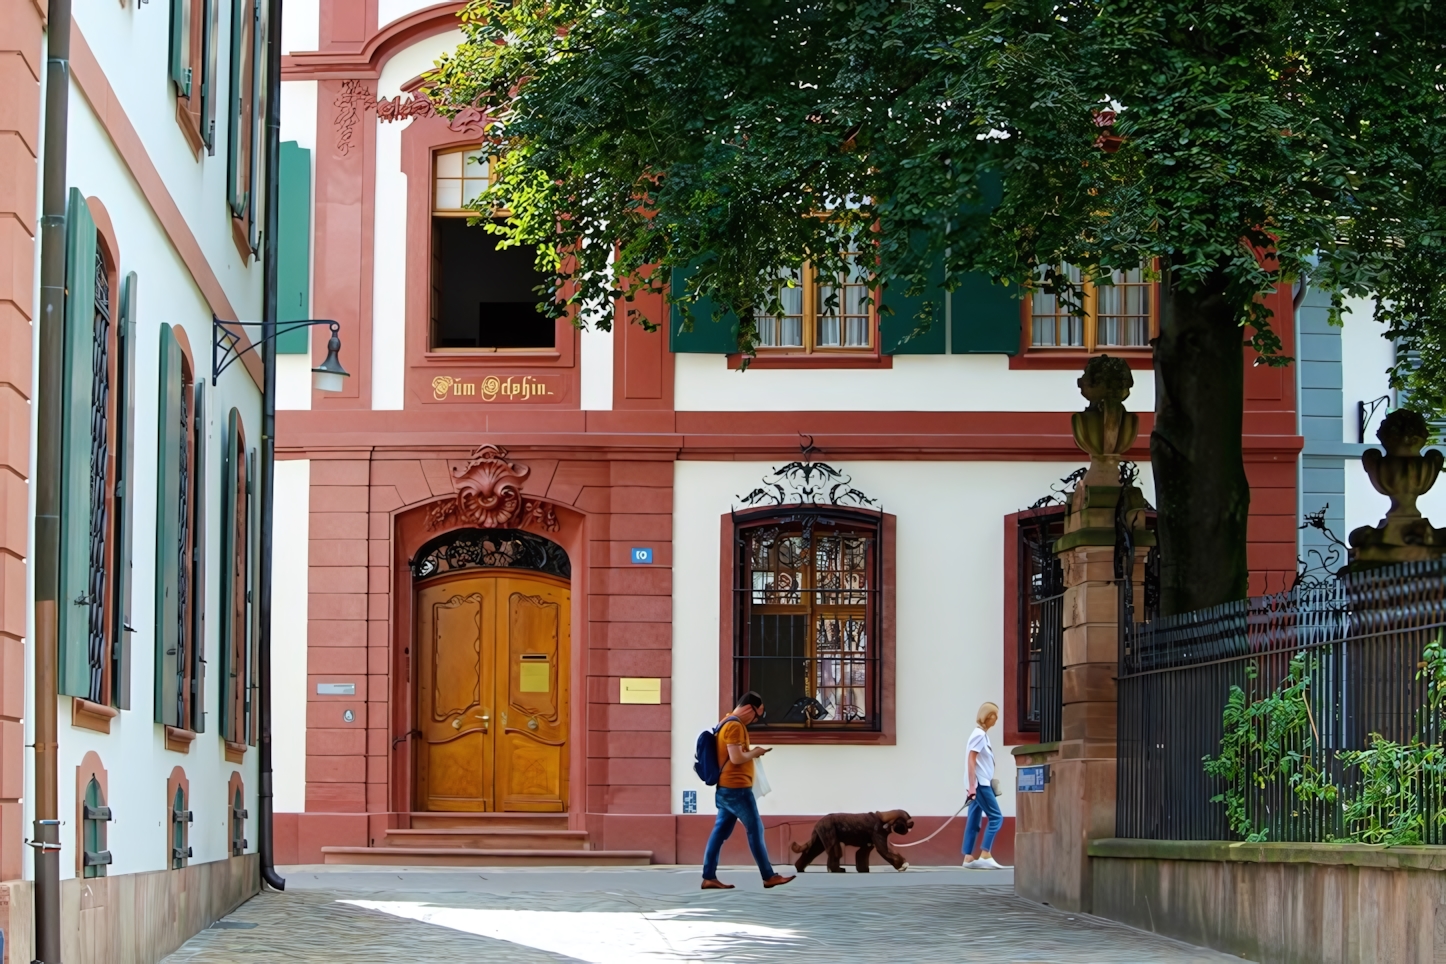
[619, 677, 662, 704]
[519, 661, 551, 692]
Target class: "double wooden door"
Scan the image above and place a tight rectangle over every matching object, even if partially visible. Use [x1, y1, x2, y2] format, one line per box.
[414, 571, 570, 812]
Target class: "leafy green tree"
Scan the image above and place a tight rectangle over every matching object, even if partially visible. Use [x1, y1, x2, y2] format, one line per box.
[426, 0, 1446, 615]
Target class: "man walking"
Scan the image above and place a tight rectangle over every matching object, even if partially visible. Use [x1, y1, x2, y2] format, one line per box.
[701, 692, 795, 890]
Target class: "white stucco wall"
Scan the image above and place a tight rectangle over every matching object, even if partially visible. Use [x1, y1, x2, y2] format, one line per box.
[51, 86, 263, 879]
[674, 353, 1156, 413]
[1339, 297, 1395, 444]
[271, 460, 311, 813]
[671, 460, 1157, 821]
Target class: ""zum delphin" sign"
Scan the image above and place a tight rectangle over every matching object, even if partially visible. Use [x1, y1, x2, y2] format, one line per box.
[430, 374, 560, 402]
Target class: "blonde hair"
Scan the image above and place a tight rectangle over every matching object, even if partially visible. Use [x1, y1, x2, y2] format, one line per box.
[977, 702, 1000, 726]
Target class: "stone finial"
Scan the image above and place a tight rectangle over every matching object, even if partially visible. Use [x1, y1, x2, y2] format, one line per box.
[1347, 409, 1446, 568]
[1072, 355, 1139, 486]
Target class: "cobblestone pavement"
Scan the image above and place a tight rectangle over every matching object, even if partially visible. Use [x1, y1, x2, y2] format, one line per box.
[164, 867, 1235, 963]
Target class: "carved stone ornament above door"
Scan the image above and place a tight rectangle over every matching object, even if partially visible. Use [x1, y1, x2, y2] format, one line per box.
[426, 444, 559, 532]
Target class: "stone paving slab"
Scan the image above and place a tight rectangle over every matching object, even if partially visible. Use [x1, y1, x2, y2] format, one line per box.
[164, 868, 1237, 963]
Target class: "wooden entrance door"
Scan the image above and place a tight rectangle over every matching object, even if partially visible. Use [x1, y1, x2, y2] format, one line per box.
[414, 571, 570, 812]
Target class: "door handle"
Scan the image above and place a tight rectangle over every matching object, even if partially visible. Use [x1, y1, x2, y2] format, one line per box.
[477, 713, 490, 732]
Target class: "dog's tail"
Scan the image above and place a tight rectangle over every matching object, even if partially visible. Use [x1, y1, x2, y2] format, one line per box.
[790, 841, 805, 853]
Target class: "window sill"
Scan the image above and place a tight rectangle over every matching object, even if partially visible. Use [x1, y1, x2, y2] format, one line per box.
[230, 215, 254, 266]
[1009, 348, 1153, 371]
[749, 727, 895, 746]
[726, 352, 892, 370]
[72, 698, 118, 734]
[174, 96, 206, 158]
[164, 726, 197, 754]
[224, 740, 247, 763]
[423, 350, 563, 363]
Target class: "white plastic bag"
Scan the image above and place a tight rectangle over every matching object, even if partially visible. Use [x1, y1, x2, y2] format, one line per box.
[752, 758, 773, 798]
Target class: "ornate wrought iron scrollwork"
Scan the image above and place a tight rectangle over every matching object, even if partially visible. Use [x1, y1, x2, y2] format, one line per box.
[736, 460, 879, 511]
[86, 251, 111, 703]
[410, 528, 571, 581]
[1294, 503, 1347, 589]
[174, 380, 191, 726]
[1029, 467, 1088, 510]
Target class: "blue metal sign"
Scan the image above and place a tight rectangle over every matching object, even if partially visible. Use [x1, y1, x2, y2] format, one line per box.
[1017, 764, 1050, 793]
[631, 547, 654, 564]
[682, 790, 697, 813]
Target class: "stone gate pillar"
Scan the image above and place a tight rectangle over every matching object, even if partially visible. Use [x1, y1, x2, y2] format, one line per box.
[1014, 356, 1152, 912]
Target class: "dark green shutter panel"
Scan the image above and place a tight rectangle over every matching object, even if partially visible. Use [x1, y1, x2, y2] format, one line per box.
[169, 0, 191, 96]
[247, 446, 259, 745]
[155, 324, 183, 725]
[879, 255, 946, 355]
[668, 266, 740, 353]
[190, 380, 207, 733]
[59, 189, 97, 698]
[951, 272, 1022, 355]
[199, 0, 220, 152]
[277, 142, 313, 352]
[111, 272, 138, 710]
[219, 408, 239, 741]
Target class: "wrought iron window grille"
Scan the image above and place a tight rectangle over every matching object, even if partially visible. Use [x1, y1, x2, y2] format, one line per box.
[86, 251, 112, 705]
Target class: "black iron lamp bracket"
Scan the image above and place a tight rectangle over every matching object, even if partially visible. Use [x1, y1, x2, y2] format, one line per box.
[211, 315, 339, 386]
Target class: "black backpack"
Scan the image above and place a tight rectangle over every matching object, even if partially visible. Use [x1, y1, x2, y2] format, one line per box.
[692, 716, 740, 786]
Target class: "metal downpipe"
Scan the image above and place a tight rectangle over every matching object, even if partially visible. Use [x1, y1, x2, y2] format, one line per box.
[33, 0, 73, 953]
[257, 0, 286, 893]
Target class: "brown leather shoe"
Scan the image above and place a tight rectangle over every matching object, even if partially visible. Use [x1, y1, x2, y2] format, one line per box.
[762, 874, 795, 889]
[701, 879, 735, 890]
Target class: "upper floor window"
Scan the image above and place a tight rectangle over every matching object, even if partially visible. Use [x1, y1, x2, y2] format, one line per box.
[1029, 265, 1155, 351]
[732, 511, 881, 731]
[429, 147, 554, 352]
[756, 253, 874, 352]
[169, 0, 222, 153]
[155, 325, 207, 738]
[227, 0, 266, 252]
[58, 192, 136, 713]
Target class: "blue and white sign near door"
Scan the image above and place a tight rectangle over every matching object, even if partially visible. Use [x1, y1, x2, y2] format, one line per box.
[1018, 764, 1050, 793]
[682, 790, 697, 813]
[631, 547, 654, 564]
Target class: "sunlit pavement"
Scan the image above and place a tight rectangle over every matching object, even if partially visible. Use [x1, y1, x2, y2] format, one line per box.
[163, 865, 1233, 963]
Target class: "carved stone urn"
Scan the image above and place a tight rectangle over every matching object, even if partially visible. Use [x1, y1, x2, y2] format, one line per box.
[1347, 409, 1446, 568]
[1072, 355, 1139, 487]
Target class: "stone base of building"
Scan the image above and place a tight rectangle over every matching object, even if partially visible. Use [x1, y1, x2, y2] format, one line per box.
[0, 853, 258, 964]
[274, 811, 1014, 868]
[1089, 839, 1446, 963]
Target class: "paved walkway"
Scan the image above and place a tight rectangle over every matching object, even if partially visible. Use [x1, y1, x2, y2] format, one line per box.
[163, 866, 1234, 963]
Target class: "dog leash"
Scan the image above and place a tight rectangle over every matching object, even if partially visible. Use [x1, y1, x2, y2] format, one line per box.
[893, 799, 971, 848]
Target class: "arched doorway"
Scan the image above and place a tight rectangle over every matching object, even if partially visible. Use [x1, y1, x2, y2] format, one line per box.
[410, 528, 571, 812]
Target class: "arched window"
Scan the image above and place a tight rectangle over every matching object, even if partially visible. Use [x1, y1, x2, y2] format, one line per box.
[220, 409, 254, 753]
[170, 783, 192, 869]
[732, 508, 882, 730]
[229, 775, 248, 856]
[156, 325, 206, 740]
[81, 775, 111, 878]
[58, 191, 138, 713]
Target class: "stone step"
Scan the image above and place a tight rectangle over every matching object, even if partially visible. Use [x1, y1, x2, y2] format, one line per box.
[406, 812, 570, 831]
[381, 828, 591, 850]
[321, 846, 652, 867]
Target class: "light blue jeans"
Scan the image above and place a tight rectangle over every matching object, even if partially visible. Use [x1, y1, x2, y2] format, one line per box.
[963, 783, 1003, 855]
[702, 786, 775, 880]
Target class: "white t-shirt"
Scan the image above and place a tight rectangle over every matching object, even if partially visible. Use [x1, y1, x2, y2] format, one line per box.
[967, 726, 995, 785]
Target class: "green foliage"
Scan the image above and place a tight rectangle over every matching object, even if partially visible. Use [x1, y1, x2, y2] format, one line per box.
[1205, 634, 1446, 845]
[1203, 657, 1337, 842]
[424, 0, 1446, 388]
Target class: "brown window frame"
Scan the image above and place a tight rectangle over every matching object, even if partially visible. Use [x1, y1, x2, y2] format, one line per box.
[720, 508, 896, 745]
[1001, 508, 1066, 747]
[752, 254, 878, 355]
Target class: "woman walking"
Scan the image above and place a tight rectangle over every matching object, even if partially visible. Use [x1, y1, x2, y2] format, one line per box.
[962, 701, 1008, 869]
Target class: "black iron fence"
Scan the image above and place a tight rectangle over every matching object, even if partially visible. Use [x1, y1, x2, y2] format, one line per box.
[1117, 558, 1446, 843]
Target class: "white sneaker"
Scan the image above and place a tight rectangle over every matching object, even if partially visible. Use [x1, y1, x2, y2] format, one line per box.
[961, 858, 978, 869]
[973, 856, 1006, 870]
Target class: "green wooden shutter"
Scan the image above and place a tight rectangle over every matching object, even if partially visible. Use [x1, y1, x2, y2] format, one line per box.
[59, 189, 97, 698]
[155, 324, 183, 725]
[190, 380, 207, 733]
[169, 0, 191, 96]
[277, 142, 312, 352]
[111, 272, 138, 710]
[247, 446, 259, 746]
[879, 254, 947, 355]
[200, 0, 220, 152]
[219, 408, 240, 741]
[951, 272, 1022, 355]
[668, 265, 740, 353]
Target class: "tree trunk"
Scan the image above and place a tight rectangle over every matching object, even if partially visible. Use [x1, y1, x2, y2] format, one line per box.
[1151, 259, 1251, 616]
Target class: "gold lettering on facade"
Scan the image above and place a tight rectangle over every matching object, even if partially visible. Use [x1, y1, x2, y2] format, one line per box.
[429, 375, 559, 402]
[431, 376, 454, 401]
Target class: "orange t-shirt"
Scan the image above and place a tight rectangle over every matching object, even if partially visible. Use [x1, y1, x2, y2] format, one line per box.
[716, 718, 753, 788]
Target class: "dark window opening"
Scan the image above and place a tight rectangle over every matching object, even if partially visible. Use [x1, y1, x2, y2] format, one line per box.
[429, 217, 554, 350]
[1017, 509, 1065, 741]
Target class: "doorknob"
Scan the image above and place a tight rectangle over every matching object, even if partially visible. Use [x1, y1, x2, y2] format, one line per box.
[477, 713, 490, 732]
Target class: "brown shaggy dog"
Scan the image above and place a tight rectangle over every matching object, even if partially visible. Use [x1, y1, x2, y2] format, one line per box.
[790, 810, 914, 873]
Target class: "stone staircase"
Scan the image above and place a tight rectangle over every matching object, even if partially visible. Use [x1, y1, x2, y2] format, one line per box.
[320, 813, 653, 867]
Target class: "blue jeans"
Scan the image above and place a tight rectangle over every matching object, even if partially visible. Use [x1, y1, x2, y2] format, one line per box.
[702, 786, 775, 880]
[963, 783, 1003, 855]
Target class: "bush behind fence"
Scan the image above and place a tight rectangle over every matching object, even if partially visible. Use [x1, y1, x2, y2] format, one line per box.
[1117, 557, 1446, 843]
